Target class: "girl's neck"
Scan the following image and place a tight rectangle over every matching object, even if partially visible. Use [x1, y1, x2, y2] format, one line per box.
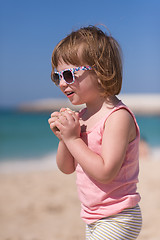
[85, 95, 120, 119]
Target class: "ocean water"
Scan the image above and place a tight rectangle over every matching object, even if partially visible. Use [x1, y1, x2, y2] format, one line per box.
[0, 110, 160, 162]
[0, 110, 59, 161]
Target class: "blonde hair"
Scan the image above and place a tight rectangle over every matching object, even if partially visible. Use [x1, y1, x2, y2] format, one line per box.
[51, 25, 123, 96]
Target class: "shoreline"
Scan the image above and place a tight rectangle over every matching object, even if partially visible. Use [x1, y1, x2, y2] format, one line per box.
[18, 94, 160, 115]
[0, 145, 160, 174]
[0, 152, 57, 174]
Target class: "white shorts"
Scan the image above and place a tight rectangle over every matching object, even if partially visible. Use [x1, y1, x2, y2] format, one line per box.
[86, 204, 142, 240]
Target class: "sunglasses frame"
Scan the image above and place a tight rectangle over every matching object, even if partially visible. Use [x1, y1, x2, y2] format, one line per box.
[51, 65, 92, 86]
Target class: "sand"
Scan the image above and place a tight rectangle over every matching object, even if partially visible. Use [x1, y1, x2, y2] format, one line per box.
[0, 156, 160, 240]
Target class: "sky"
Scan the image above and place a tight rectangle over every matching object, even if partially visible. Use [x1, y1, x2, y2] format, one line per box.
[0, 0, 160, 108]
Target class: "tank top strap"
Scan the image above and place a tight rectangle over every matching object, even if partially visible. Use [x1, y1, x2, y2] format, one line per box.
[102, 101, 140, 137]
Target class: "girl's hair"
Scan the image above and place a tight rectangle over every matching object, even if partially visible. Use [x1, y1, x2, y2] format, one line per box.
[51, 25, 123, 96]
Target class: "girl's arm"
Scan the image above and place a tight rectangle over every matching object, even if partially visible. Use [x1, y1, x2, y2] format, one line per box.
[56, 140, 75, 174]
[48, 111, 75, 174]
[55, 109, 136, 183]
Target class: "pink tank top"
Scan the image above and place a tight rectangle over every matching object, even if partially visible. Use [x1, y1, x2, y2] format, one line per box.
[76, 101, 141, 224]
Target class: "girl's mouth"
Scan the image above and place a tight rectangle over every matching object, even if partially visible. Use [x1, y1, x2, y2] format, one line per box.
[66, 91, 74, 97]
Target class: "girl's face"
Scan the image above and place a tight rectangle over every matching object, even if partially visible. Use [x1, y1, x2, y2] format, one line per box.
[56, 61, 101, 106]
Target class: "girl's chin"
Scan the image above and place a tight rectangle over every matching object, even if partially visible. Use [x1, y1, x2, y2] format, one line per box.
[68, 98, 84, 106]
[66, 93, 85, 105]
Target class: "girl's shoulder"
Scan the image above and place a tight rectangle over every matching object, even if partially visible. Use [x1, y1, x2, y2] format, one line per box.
[105, 105, 135, 130]
[104, 102, 140, 142]
[105, 101, 136, 122]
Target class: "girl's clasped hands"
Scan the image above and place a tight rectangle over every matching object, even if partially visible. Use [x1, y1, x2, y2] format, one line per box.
[48, 108, 81, 142]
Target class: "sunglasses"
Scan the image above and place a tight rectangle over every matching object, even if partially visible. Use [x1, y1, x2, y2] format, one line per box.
[51, 65, 92, 86]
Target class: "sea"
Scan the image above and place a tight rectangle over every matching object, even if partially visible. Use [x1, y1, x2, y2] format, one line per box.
[0, 110, 160, 170]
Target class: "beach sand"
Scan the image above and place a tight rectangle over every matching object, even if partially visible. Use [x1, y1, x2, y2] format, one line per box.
[0, 155, 160, 240]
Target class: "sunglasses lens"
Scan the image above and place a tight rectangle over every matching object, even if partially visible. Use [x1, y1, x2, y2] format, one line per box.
[63, 70, 74, 83]
[51, 73, 60, 85]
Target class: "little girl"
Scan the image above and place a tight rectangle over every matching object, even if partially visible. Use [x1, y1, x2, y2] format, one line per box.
[48, 25, 142, 239]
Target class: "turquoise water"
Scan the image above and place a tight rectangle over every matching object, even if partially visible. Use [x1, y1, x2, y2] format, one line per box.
[136, 115, 160, 147]
[0, 110, 59, 161]
[0, 110, 160, 161]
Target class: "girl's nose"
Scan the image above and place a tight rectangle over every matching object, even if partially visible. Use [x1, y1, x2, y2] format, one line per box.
[59, 76, 67, 87]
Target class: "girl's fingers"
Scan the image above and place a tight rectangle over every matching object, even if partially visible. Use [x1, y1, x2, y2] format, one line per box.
[60, 108, 67, 112]
[61, 109, 78, 119]
[48, 117, 52, 124]
[49, 109, 79, 129]
[66, 111, 79, 122]
[51, 111, 60, 118]
[54, 120, 64, 131]
[50, 121, 57, 129]
[50, 108, 77, 119]
[49, 122, 62, 140]
[48, 116, 58, 124]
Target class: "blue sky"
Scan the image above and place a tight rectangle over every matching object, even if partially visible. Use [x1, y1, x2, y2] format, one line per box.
[0, 0, 160, 107]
